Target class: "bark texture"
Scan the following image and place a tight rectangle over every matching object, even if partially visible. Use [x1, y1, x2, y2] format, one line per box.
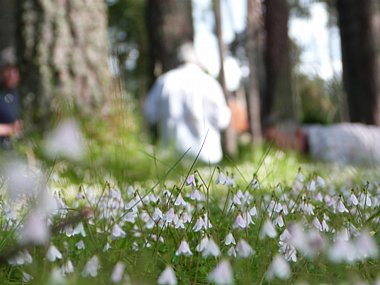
[264, 0, 295, 121]
[336, 0, 380, 125]
[146, 0, 194, 84]
[246, 0, 263, 142]
[0, 0, 16, 51]
[17, 0, 110, 126]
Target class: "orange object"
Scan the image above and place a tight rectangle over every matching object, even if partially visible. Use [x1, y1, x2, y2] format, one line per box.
[228, 99, 249, 134]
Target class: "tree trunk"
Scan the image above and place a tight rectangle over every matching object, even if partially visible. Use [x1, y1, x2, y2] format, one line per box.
[146, 0, 194, 85]
[246, 0, 263, 143]
[336, 0, 380, 125]
[214, 0, 238, 158]
[0, 0, 16, 51]
[264, 0, 295, 121]
[17, 0, 110, 128]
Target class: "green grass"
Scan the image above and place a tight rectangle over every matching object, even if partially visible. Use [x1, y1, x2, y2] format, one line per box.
[1, 102, 380, 285]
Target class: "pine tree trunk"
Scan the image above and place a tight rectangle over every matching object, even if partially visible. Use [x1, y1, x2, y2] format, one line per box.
[146, 0, 194, 85]
[214, 0, 238, 158]
[246, 0, 263, 143]
[0, 0, 16, 51]
[264, 0, 295, 121]
[337, 0, 380, 125]
[17, 0, 110, 128]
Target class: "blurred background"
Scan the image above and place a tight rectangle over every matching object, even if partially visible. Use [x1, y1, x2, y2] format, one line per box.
[0, 0, 379, 180]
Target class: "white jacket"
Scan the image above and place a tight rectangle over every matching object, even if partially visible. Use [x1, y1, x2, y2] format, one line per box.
[144, 63, 231, 164]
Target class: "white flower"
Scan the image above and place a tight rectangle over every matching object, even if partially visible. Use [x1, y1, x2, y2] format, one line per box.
[175, 240, 192, 256]
[164, 208, 176, 224]
[202, 238, 221, 257]
[186, 174, 196, 187]
[112, 224, 126, 239]
[8, 250, 33, 265]
[193, 217, 205, 232]
[158, 266, 177, 285]
[260, 219, 277, 239]
[312, 217, 323, 231]
[250, 178, 260, 189]
[233, 214, 247, 229]
[73, 222, 86, 237]
[82, 255, 100, 277]
[103, 243, 111, 252]
[354, 230, 379, 260]
[46, 245, 63, 262]
[328, 231, 356, 263]
[266, 254, 291, 280]
[208, 259, 233, 285]
[227, 246, 237, 258]
[18, 211, 50, 245]
[49, 267, 66, 285]
[190, 189, 203, 201]
[274, 215, 284, 228]
[75, 240, 85, 250]
[196, 236, 209, 252]
[174, 194, 187, 207]
[216, 172, 227, 185]
[3, 159, 41, 200]
[236, 239, 254, 258]
[43, 119, 86, 160]
[249, 206, 257, 217]
[204, 214, 213, 229]
[225, 233, 236, 246]
[111, 262, 125, 283]
[153, 208, 163, 221]
[232, 195, 242, 206]
[61, 259, 74, 274]
[348, 193, 359, 206]
[22, 272, 33, 282]
[337, 200, 349, 213]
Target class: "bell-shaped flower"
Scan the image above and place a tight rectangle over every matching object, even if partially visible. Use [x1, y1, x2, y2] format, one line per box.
[233, 214, 247, 229]
[186, 175, 196, 187]
[224, 233, 236, 246]
[236, 239, 254, 258]
[174, 194, 187, 207]
[111, 261, 125, 283]
[348, 193, 359, 206]
[175, 240, 192, 256]
[18, 211, 50, 245]
[111, 224, 126, 239]
[75, 240, 85, 250]
[8, 250, 33, 265]
[196, 236, 209, 252]
[337, 200, 349, 213]
[266, 254, 291, 280]
[43, 118, 86, 160]
[260, 219, 277, 239]
[354, 230, 379, 260]
[189, 189, 203, 201]
[227, 246, 237, 258]
[73, 222, 86, 237]
[46, 244, 63, 262]
[153, 207, 163, 221]
[61, 259, 74, 274]
[202, 238, 221, 258]
[158, 266, 177, 285]
[193, 217, 205, 232]
[208, 259, 233, 285]
[82, 255, 100, 277]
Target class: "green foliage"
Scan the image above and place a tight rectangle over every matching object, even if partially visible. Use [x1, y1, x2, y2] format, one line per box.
[295, 73, 345, 124]
[107, 0, 150, 97]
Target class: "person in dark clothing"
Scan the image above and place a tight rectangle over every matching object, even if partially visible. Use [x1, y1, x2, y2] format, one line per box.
[0, 47, 21, 149]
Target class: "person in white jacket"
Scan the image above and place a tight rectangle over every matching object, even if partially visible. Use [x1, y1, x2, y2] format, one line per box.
[144, 43, 231, 164]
